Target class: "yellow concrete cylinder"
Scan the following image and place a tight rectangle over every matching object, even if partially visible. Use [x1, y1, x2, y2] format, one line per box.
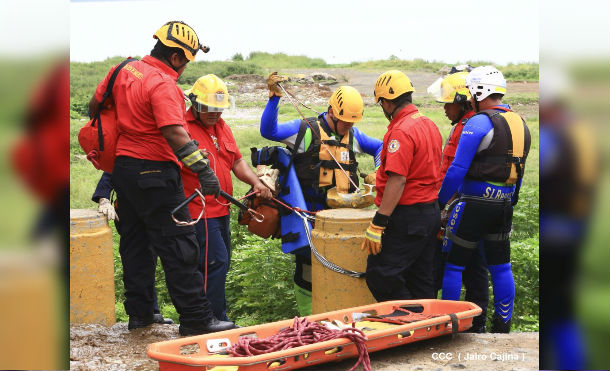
[70, 209, 115, 325]
[311, 208, 377, 314]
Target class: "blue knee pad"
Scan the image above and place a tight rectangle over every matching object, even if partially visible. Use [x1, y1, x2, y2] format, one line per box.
[488, 263, 515, 322]
[441, 263, 465, 301]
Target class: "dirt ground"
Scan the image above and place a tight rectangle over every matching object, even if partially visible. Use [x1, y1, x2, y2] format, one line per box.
[222, 68, 538, 122]
[70, 322, 538, 371]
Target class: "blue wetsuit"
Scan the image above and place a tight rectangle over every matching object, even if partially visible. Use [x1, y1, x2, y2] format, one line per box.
[439, 104, 522, 332]
[261, 96, 382, 211]
[260, 96, 382, 315]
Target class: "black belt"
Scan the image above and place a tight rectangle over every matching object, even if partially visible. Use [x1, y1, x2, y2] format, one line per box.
[115, 156, 177, 167]
[395, 201, 439, 212]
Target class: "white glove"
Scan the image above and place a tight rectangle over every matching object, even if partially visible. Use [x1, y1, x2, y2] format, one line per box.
[98, 198, 118, 221]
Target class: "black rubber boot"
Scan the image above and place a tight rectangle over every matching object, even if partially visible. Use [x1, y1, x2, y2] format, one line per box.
[128, 315, 154, 330]
[179, 317, 237, 336]
[153, 313, 174, 325]
[490, 314, 511, 333]
[465, 313, 487, 333]
[465, 324, 487, 333]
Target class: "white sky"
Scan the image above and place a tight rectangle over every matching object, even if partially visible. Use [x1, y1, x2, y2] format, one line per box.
[1, 1, 607, 65]
[68, 0, 540, 65]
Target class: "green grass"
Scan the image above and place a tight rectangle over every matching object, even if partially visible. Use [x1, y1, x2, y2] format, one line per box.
[345, 59, 538, 82]
[69, 54, 538, 117]
[246, 51, 328, 69]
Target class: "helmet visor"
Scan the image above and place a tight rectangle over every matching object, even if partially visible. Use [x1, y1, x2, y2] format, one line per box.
[426, 77, 445, 102]
[189, 92, 235, 112]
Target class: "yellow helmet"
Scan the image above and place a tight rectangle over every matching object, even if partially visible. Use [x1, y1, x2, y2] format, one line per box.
[328, 86, 363, 123]
[153, 21, 210, 61]
[185, 74, 231, 112]
[436, 72, 471, 104]
[374, 70, 415, 102]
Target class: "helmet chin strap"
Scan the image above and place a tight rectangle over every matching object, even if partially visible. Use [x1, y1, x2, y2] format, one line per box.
[327, 110, 340, 135]
[379, 99, 393, 121]
[166, 57, 188, 73]
[192, 107, 205, 125]
[453, 103, 467, 125]
[471, 92, 481, 112]
[382, 101, 402, 121]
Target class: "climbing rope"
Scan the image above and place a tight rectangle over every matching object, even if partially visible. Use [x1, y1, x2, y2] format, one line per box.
[229, 316, 371, 371]
[279, 85, 322, 115]
[277, 82, 360, 192]
[171, 189, 206, 226]
[239, 190, 366, 278]
[302, 215, 366, 278]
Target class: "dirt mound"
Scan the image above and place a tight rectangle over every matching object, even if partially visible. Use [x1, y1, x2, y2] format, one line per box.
[70, 323, 179, 371]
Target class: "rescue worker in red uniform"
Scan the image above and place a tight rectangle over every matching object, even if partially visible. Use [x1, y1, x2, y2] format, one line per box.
[89, 21, 236, 335]
[361, 70, 442, 300]
[431, 71, 489, 332]
[181, 74, 272, 322]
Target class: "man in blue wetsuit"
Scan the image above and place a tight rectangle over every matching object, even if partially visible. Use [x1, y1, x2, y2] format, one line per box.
[261, 73, 383, 315]
[438, 66, 531, 333]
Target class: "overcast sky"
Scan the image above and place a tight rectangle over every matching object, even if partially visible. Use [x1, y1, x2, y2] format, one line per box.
[68, 0, 540, 65]
[1, 1, 607, 66]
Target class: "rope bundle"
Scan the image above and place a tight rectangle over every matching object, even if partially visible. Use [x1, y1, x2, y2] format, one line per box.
[229, 316, 371, 371]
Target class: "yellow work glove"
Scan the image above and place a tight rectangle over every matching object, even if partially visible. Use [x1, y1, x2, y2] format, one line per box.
[363, 172, 376, 185]
[361, 222, 385, 255]
[361, 212, 389, 255]
[267, 72, 286, 98]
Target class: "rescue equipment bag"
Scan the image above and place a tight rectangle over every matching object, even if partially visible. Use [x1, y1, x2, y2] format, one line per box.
[238, 190, 281, 239]
[78, 58, 137, 173]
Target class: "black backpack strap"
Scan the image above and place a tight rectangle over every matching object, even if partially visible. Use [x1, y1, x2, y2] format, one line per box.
[99, 58, 138, 106]
[94, 57, 138, 151]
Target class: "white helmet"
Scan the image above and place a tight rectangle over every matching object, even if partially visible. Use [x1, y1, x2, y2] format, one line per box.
[465, 66, 506, 102]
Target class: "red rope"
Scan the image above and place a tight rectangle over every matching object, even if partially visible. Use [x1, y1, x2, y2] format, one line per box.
[236, 189, 318, 216]
[229, 317, 371, 371]
[270, 196, 317, 215]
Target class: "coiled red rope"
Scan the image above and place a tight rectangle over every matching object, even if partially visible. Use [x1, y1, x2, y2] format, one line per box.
[229, 316, 371, 371]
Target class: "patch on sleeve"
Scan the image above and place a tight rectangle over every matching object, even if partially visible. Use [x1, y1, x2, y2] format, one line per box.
[388, 139, 400, 153]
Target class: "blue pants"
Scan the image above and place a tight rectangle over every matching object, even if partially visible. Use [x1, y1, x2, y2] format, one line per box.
[434, 239, 489, 328]
[195, 215, 231, 321]
[441, 196, 514, 327]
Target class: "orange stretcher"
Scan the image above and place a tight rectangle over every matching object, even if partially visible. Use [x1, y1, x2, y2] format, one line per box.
[148, 299, 481, 371]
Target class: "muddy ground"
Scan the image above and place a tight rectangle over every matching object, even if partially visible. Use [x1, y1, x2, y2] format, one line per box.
[70, 322, 538, 371]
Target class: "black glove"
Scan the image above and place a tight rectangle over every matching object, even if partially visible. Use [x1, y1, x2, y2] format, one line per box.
[175, 140, 220, 197]
[197, 164, 220, 196]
